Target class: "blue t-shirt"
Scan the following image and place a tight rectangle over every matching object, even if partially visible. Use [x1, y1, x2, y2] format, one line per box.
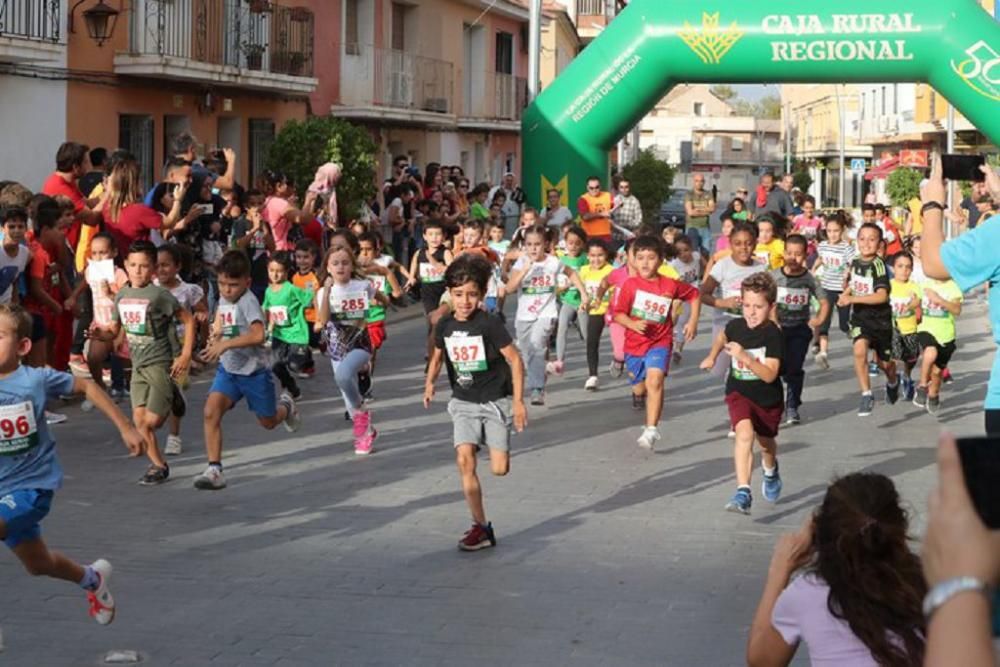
[941, 224, 1000, 408]
[0, 366, 75, 495]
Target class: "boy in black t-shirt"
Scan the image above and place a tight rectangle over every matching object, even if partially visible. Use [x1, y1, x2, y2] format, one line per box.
[837, 223, 899, 417]
[424, 255, 526, 551]
[700, 272, 784, 515]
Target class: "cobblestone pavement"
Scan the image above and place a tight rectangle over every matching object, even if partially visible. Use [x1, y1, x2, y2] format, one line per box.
[1, 304, 992, 666]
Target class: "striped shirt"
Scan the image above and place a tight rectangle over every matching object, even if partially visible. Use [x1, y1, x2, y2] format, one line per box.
[816, 241, 856, 292]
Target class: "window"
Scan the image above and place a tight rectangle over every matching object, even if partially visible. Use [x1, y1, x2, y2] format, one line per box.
[731, 137, 743, 152]
[391, 2, 406, 52]
[495, 31, 513, 74]
[119, 115, 154, 192]
[693, 102, 704, 116]
[248, 119, 276, 184]
[344, 0, 360, 55]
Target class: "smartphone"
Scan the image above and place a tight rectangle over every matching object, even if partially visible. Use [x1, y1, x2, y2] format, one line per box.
[195, 203, 214, 216]
[941, 154, 986, 182]
[955, 436, 1000, 637]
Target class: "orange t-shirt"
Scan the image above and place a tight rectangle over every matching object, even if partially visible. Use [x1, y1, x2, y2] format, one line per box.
[577, 192, 613, 238]
[292, 270, 319, 322]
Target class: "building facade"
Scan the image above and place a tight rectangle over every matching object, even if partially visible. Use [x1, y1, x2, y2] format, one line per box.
[640, 85, 783, 200]
[320, 0, 537, 186]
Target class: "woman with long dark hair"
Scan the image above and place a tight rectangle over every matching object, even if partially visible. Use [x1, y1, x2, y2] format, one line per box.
[747, 472, 926, 666]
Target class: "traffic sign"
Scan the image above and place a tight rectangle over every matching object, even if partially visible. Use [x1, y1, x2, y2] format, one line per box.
[851, 158, 867, 173]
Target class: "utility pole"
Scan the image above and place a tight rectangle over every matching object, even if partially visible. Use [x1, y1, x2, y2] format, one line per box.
[528, 0, 542, 101]
[836, 84, 847, 207]
[946, 103, 956, 240]
[784, 101, 792, 174]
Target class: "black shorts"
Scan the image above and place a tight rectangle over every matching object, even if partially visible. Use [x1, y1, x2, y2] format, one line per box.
[891, 329, 921, 364]
[852, 325, 893, 363]
[916, 332, 957, 369]
[30, 312, 46, 342]
[421, 283, 447, 314]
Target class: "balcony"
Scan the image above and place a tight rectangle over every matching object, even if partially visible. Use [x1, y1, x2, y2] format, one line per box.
[0, 0, 65, 63]
[114, 0, 316, 94]
[458, 71, 527, 131]
[576, 0, 617, 42]
[333, 43, 455, 126]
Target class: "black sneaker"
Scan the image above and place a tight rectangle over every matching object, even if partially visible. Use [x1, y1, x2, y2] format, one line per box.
[927, 395, 941, 415]
[632, 393, 646, 411]
[171, 383, 187, 418]
[138, 464, 169, 486]
[358, 372, 373, 400]
[886, 381, 899, 405]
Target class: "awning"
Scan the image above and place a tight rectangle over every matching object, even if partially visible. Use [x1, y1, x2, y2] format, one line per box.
[864, 157, 900, 181]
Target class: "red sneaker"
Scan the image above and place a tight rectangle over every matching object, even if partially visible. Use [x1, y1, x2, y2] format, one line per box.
[458, 522, 496, 551]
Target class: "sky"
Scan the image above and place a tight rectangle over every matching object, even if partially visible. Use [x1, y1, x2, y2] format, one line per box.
[731, 84, 779, 101]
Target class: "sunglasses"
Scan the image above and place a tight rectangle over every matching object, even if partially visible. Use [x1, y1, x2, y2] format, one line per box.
[587, 186, 600, 191]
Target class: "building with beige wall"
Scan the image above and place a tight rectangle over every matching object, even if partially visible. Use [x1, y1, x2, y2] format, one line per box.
[322, 0, 532, 186]
[639, 85, 783, 200]
[539, 2, 580, 91]
[782, 84, 872, 208]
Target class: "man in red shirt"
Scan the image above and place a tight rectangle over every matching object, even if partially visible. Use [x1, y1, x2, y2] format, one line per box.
[612, 235, 701, 450]
[41, 142, 104, 252]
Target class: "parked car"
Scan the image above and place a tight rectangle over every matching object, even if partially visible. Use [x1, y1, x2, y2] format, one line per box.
[659, 189, 687, 230]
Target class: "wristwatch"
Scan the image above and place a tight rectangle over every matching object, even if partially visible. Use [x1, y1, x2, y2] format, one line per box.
[921, 201, 945, 215]
[922, 576, 993, 619]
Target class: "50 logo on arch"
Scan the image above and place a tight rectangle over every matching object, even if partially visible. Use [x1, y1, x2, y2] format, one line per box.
[952, 40, 1000, 101]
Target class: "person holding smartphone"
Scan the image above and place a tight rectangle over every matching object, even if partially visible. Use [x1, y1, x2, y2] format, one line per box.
[920, 155, 1000, 434]
[922, 434, 1000, 667]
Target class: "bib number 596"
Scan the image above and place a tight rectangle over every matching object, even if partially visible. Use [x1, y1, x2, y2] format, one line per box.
[0, 415, 30, 439]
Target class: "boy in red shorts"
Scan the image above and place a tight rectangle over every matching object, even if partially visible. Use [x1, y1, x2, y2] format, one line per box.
[700, 272, 784, 515]
[611, 235, 700, 451]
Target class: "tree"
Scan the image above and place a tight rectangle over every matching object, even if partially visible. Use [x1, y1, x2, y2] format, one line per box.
[620, 149, 676, 224]
[886, 167, 923, 207]
[710, 84, 737, 102]
[266, 116, 379, 222]
[730, 95, 782, 120]
[792, 160, 813, 194]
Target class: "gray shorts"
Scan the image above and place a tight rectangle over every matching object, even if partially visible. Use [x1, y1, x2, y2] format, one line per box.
[447, 397, 513, 452]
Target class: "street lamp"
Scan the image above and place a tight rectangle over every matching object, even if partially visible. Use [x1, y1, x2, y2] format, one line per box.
[69, 0, 120, 47]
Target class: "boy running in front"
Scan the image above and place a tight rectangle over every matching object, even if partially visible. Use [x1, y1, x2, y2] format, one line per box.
[0, 303, 144, 624]
[839, 223, 899, 416]
[700, 273, 785, 515]
[424, 255, 526, 551]
[194, 251, 300, 491]
[913, 274, 963, 415]
[611, 236, 700, 450]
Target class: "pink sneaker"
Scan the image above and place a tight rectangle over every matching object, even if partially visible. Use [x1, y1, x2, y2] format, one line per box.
[352, 410, 376, 455]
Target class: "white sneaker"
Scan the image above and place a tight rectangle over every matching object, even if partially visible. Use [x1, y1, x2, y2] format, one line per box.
[584, 376, 599, 391]
[814, 351, 830, 370]
[45, 410, 67, 425]
[164, 435, 183, 456]
[727, 429, 736, 438]
[193, 465, 226, 490]
[279, 392, 300, 433]
[80, 400, 95, 412]
[86, 559, 115, 625]
[637, 426, 660, 450]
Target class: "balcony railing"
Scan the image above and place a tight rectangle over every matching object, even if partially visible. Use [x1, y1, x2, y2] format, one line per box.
[126, 0, 314, 77]
[0, 0, 61, 43]
[339, 43, 454, 115]
[463, 71, 527, 122]
[577, 0, 612, 16]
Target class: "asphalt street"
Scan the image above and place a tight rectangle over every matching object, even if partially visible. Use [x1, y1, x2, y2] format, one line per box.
[0, 301, 992, 666]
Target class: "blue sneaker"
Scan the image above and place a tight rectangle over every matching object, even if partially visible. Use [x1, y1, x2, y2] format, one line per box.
[902, 377, 915, 402]
[725, 487, 752, 514]
[762, 463, 783, 502]
[868, 361, 879, 377]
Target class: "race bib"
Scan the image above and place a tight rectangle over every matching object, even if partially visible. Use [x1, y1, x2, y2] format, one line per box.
[722, 285, 742, 315]
[890, 296, 915, 318]
[777, 287, 809, 310]
[118, 299, 149, 336]
[630, 290, 672, 324]
[850, 273, 874, 296]
[585, 281, 605, 304]
[801, 225, 818, 239]
[445, 334, 487, 373]
[922, 296, 948, 318]
[0, 401, 39, 456]
[269, 305, 289, 326]
[217, 304, 240, 338]
[523, 268, 555, 295]
[755, 250, 771, 265]
[821, 253, 844, 271]
[369, 275, 387, 293]
[731, 347, 766, 381]
[333, 291, 369, 320]
[419, 262, 445, 283]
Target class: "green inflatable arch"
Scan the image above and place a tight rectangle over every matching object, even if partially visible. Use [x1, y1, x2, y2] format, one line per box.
[522, 0, 1000, 207]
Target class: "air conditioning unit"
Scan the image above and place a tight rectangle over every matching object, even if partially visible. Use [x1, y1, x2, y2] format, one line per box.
[422, 97, 449, 114]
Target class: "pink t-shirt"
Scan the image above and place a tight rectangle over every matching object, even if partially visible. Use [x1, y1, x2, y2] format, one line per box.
[715, 235, 731, 253]
[264, 196, 292, 250]
[792, 215, 823, 254]
[772, 574, 891, 666]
